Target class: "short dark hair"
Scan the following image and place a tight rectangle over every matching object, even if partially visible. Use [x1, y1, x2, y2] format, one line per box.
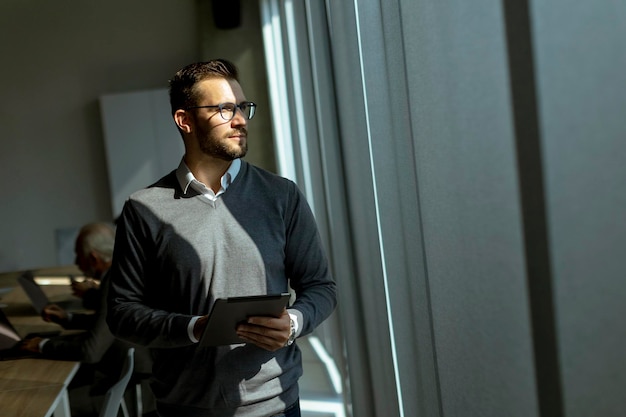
[168, 59, 240, 115]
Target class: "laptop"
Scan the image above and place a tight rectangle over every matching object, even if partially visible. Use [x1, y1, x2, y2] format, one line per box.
[0, 308, 59, 360]
[17, 271, 52, 314]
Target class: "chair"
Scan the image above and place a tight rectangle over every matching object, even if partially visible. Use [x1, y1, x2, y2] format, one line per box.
[128, 371, 152, 417]
[99, 347, 134, 417]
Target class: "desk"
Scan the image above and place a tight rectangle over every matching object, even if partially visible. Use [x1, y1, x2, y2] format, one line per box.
[0, 266, 82, 417]
[1, 273, 86, 336]
[0, 358, 79, 417]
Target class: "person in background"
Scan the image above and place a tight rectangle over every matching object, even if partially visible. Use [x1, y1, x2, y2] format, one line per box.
[39, 222, 112, 328]
[107, 59, 337, 417]
[21, 222, 154, 416]
[66, 221, 114, 311]
[66, 216, 124, 311]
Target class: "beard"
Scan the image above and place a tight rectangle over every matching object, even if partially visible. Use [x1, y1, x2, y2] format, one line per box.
[196, 125, 248, 161]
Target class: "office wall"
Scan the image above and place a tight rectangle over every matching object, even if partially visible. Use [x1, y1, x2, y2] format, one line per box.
[100, 88, 184, 218]
[0, 0, 197, 272]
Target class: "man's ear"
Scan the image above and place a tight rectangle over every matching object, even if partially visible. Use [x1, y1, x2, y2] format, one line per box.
[174, 109, 193, 134]
[88, 251, 101, 267]
[89, 251, 110, 273]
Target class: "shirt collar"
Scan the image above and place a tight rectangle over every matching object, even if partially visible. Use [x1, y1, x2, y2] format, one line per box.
[176, 158, 241, 195]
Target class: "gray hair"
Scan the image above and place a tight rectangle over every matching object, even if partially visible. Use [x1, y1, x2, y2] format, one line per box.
[78, 222, 116, 263]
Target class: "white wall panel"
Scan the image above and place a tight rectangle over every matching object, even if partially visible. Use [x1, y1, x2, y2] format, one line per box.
[100, 89, 183, 218]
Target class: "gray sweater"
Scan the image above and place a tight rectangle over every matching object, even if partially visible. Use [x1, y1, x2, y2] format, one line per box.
[107, 161, 336, 417]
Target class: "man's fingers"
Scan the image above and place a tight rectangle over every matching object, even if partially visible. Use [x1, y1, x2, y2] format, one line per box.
[245, 309, 290, 330]
[237, 328, 284, 352]
[235, 310, 291, 351]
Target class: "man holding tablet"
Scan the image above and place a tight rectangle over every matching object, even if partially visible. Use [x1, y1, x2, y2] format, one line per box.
[107, 59, 337, 417]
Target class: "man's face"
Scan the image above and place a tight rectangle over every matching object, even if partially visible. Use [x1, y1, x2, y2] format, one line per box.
[74, 234, 95, 277]
[187, 77, 249, 161]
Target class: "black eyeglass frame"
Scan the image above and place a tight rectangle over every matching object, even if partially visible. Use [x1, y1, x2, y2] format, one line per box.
[185, 101, 257, 121]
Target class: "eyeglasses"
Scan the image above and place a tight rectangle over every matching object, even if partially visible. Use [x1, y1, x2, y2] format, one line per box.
[185, 101, 257, 121]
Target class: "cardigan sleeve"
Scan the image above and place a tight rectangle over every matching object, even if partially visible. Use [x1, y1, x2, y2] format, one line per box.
[283, 182, 337, 336]
[106, 199, 196, 348]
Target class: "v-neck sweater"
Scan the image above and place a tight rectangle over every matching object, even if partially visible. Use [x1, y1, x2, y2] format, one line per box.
[107, 160, 336, 417]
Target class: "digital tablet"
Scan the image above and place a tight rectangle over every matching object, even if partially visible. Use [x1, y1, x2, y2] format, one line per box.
[199, 293, 290, 347]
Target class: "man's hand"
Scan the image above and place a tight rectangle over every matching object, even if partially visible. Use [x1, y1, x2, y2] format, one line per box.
[236, 309, 291, 351]
[71, 279, 99, 298]
[41, 304, 68, 324]
[193, 315, 209, 341]
[19, 337, 43, 353]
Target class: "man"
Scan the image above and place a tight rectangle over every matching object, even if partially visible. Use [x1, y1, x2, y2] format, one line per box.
[21, 222, 153, 415]
[107, 59, 337, 417]
[39, 222, 111, 328]
[21, 222, 117, 359]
